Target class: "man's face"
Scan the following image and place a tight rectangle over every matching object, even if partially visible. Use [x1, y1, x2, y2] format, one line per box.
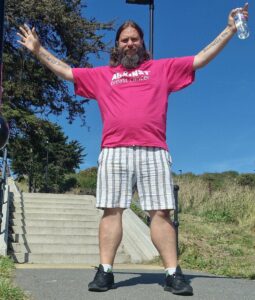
[118, 26, 143, 56]
[117, 26, 145, 69]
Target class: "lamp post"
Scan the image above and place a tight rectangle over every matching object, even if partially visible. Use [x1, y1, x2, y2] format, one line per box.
[126, 0, 154, 57]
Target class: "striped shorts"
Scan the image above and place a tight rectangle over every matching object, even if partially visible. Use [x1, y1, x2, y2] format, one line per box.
[96, 146, 175, 211]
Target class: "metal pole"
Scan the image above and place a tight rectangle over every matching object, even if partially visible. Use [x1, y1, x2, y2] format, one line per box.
[149, 0, 154, 57]
[0, 0, 6, 104]
[0, 147, 7, 228]
[173, 185, 180, 257]
[126, 0, 154, 57]
[1, 147, 7, 182]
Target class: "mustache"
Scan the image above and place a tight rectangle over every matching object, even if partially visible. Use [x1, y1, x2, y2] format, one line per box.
[123, 47, 138, 54]
[119, 45, 141, 55]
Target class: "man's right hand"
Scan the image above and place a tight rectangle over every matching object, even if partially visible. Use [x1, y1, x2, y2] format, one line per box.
[17, 24, 41, 54]
[16, 23, 74, 82]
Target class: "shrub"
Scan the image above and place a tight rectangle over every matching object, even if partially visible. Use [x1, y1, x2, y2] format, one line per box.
[237, 174, 255, 189]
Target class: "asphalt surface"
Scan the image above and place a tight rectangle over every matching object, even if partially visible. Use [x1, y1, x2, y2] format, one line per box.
[14, 265, 255, 300]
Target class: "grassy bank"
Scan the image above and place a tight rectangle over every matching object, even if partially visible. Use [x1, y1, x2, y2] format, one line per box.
[166, 174, 254, 279]
[178, 213, 255, 279]
[0, 256, 29, 300]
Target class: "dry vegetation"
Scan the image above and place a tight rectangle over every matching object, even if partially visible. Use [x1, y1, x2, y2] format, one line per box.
[171, 173, 255, 278]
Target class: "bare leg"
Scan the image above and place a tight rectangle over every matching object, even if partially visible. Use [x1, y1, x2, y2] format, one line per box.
[149, 210, 177, 268]
[99, 208, 125, 265]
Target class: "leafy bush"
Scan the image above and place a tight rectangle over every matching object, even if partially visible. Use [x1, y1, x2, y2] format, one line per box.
[76, 167, 97, 195]
[60, 175, 78, 192]
[237, 174, 255, 188]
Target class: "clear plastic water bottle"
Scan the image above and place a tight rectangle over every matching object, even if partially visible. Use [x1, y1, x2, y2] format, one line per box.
[234, 11, 249, 39]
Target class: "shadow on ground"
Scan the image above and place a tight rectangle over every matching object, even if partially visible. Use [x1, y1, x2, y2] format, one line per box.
[113, 271, 225, 288]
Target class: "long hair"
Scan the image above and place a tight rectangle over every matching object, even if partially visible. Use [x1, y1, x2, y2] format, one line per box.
[109, 20, 151, 67]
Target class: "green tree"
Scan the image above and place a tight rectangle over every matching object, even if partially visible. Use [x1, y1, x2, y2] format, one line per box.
[10, 118, 85, 192]
[3, 0, 113, 127]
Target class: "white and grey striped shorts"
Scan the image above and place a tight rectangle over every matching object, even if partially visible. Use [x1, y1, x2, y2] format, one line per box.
[96, 146, 175, 211]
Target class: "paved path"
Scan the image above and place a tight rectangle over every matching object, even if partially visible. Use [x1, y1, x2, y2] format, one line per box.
[14, 264, 254, 300]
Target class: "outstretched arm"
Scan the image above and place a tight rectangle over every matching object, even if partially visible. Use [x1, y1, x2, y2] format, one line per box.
[193, 3, 248, 70]
[17, 24, 74, 82]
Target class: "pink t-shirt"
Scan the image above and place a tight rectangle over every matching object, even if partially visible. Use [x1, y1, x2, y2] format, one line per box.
[73, 57, 195, 150]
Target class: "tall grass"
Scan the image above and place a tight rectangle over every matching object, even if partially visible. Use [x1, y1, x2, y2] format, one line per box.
[171, 174, 255, 278]
[175, 175, 255, 229]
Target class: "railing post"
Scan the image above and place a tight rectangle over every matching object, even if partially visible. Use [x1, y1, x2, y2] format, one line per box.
[173, 184, 180, 257]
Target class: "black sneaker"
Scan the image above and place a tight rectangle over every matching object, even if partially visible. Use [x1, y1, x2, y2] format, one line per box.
[88, 264, 115, 292]
[164, 266, 193, 295]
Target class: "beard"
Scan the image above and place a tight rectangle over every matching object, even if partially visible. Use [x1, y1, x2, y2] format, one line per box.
[118, 46, 146, 69]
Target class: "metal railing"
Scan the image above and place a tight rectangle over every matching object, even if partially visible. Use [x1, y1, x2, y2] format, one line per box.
[0, 146, 9, 255]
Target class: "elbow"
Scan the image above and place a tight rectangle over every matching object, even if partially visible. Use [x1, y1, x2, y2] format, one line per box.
[193, 55, 208, 70]
[59, 68, 74, 82]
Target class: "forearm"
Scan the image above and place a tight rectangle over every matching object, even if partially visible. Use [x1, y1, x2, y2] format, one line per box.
[33, 46, 73, 82]
[194, 25, 236, 70]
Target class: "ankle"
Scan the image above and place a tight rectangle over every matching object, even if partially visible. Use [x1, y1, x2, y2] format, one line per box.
[165, 267, 177, 276]
[101, 264, 113, 272]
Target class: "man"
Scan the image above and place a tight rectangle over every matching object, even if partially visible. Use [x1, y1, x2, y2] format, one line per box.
[17, 3, 248, 296]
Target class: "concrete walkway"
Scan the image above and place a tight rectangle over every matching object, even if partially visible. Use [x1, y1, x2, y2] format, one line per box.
[14, 264, 255, 300]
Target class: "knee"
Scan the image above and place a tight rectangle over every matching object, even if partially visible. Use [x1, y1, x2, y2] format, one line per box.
[102, 208, 125, 218]
[149, 209, 170, 220]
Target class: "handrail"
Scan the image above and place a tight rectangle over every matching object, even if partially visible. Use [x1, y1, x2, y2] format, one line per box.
[0, 146, 8, 223]
[0, 146, 10, 255]
[173, 185, 180, 256]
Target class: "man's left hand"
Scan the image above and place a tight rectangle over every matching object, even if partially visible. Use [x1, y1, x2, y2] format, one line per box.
[228, 2, 249, 32]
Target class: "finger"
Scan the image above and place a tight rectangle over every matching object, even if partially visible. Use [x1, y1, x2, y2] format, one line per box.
[19, 26, 28, 35]
[243, 12, 249, 18]
[16, 32, 25, 39]
[243, 2, 249, 11]
[24, 23, 33, 35]
[31, 27, 37, 37]
[17, 40, 25, 46]
[230, 8, 240, 18]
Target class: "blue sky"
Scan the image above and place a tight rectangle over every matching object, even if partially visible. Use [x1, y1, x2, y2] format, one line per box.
[52, 0, 255, 175]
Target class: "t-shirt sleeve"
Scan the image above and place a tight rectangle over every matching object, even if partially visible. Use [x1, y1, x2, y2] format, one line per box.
[163, 56, 195, 93]
[72, 67, 101, 99]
